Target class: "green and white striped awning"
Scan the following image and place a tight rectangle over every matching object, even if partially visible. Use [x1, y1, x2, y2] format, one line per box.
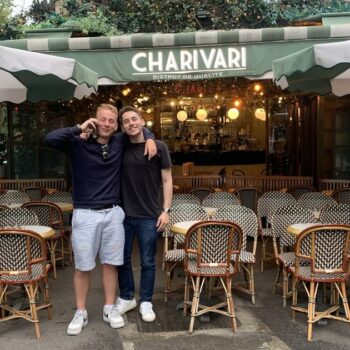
[2, 24, 350, 84]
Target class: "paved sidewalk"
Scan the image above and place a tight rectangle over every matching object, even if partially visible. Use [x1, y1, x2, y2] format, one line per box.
[1, 239, 350, 350]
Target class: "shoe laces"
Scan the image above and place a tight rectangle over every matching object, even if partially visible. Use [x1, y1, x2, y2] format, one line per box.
[141, 302, 153, 313]
[72, 310, 87, 323]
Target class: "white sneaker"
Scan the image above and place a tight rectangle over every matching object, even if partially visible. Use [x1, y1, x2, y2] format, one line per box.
[115, 297, 137, 315]
[67, 310, 88, 335]
[139, 302, 156, 322]
[103, 304, 125, 328]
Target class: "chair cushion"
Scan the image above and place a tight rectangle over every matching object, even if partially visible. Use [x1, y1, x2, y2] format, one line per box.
[164, 249, 185, 262]
[289, 265, 347, 282]
[0, 263, 46, 283]
[231, 250, 256, 263]
[260, 228, 274, 237]
[187, 260, 234, 275]
[277, 252, 295, 267]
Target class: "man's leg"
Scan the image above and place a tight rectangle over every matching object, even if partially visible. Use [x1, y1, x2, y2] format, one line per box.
[137, 218, 158, 322]
[102, 263, 117, 305]
[74, 270, 90, 310]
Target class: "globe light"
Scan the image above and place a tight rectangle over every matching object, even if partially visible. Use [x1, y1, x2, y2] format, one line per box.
[196, 108, 208, 121]
[227, 108, 240, 120]
[176, 110, 188, 122]
[255, 108, 266, 121]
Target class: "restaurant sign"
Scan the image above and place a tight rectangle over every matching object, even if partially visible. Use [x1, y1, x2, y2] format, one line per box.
[130, 46, 247, 81]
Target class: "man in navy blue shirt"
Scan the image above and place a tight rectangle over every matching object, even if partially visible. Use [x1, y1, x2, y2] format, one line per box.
[45, 104, 156, 335]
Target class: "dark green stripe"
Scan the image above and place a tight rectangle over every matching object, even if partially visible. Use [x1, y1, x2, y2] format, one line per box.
[174, 32, 196, 46]
[0, 39, 28, 50]
[307, 26, 330, 39]
[131, 34, 153, 48]
[48, 38, 69, 51]
[89, 37, 111, 49]
[218, 30, 239, 44]
[262, 28, 284, 42]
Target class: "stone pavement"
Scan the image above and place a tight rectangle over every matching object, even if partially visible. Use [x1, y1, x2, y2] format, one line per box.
[1, 238, 350, 350]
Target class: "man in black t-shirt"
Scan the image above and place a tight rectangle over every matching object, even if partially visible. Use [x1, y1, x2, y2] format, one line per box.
[116, 106, 173, 322]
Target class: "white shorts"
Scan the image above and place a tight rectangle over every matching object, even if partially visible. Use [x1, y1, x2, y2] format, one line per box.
[71, 205, 125, 271]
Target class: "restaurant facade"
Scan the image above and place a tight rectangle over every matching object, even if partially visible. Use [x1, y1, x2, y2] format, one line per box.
[1, 13, 350, 181]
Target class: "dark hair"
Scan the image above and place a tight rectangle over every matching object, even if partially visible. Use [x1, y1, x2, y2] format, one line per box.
[118, 106, 142, 125]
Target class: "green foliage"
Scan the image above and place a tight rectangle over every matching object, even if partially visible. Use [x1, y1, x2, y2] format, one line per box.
[4, 0, 350, 38]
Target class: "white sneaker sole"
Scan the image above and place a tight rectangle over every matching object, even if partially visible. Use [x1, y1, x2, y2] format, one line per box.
[67, 320, 88, 335]
[103, 315, 125, 329]
[140, 312, 156, 322]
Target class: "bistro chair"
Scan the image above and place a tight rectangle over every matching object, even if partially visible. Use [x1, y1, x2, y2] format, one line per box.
[0, 207, 39, 227]
[172, 193, 201, 207]
[297, 192, 337, 212]
[0, 190, 30, 206]
[163, 203, 208, 302]
[201, 191, 240, 208]
[331, 187, 350, 205]
[286, 185, 316, 200]
[213, 205, 259, 304]
[21, 186, 48, 201]
[257, 191, 296, 272]
[183, 221, 243, 333]
[232, 186, 262, 213]
[189, 188, 213, 203]
[271, 204, 316, 307]
[0, 228, 52, 339]
[43, 192, 73, 264]
[319, 203, 350, 224]
[22, 202, 65, 279]
[289, 224, 350, 341]
[232, 169, 246, 176]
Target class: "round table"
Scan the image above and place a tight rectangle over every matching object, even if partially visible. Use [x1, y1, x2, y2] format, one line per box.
[171, 220, 200, 235]
[287, 223, 320, 236]
[20, 225, 55, 239]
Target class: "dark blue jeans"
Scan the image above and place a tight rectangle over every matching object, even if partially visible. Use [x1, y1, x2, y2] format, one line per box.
[118, 216, 158, 303]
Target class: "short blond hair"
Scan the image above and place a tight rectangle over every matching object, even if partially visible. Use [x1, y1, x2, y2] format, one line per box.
[96, 103, 118, 116]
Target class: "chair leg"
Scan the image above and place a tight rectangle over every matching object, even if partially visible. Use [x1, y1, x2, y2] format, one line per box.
[225, 277, 237, 333]
[291, 276, 297, 320]
[189, 276, 201, 334]
[43, 277, 52, 320]
[183, 274, 189, 317]
[340, 282, 350, 319]
[273, 264, 282, 295]
[282, 267, 289, 307]
[248, 264, 256, 305]
[25, 283, 41, 339]
[260, 237, 267, 272]
[307, 282, 316, 342]
[47, 240, 57, 279]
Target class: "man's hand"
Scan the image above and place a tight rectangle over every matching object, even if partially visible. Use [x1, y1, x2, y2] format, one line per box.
[79, 118, 99, 138]
[144, 139, 157, 160]
[156, 212, 169, 232]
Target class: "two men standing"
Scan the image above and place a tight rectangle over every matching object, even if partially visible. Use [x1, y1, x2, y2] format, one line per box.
[46, 104, 172, 334]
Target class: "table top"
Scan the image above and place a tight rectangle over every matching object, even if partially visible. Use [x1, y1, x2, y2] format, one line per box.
[202, 207, 218, 216]
[55, 202, 73, 212]
[171, 220, 200, 235]
[287, 223, 320, 236]
[19, 225, 55, 239]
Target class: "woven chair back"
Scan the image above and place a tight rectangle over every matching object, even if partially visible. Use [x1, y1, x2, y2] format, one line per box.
[331, 187, 350, 205]
[286, 185, 316, 200]
[0, 191, 30, 205]
[202, 192, 240, 208]
[319, 203, 350, 225]
[213, 205, 258, 250]
[166, 204, 208, 247]
[22, 202, 64, 229]
[271, 204, 316, 251]
[232, 187, 262, 212]
[0, 228, 46, 275]
[172, 193, 201, 207]
[184, 221, 242, 275]
[257, 191, 296, 223]
[297, 192, 337, 211]
[295, 224, 350, 273]
[189, 188, 213, 203]
[0, 207, 39, 227]
[21, 186, 48, 201]
[43, 191, 72, 225]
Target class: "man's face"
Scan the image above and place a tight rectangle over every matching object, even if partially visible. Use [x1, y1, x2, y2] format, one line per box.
[121, 111, 145, 137]
[96, 108, 118, 139]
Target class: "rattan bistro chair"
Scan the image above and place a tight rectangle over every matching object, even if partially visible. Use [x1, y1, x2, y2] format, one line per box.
[290, 224, 350, 342]
[213, 205, 258, 304]
[163, 203, 208, 302]
[319, 203, 350, 224]
[286, 185, 316, 200]
[22, 186, 48, 201]
[202, 191, 240, 208]
[183, 221, 243, 333]
[0, 207, 39, 227]
[297, 192, 337, 211]
[232, 186, 262, 213]
[0, 190, 30, 205]
[22, 202, 65, 279]
[331, 187, 350, 205]
[0, 228, 52, 339]
[271, 204, 316, 307]
[257, 192, 296, 272]
[189, 188, 213, 203]
[172, 193, 201, 207]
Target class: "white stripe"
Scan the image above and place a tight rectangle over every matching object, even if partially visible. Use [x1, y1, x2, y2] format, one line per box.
[330, 23, 350, 37]
[195, 31, 218, 45]
[152, 33, 175, 47]
[68, 38, 91, 50]
[239, 29, 262, 42]
[27, 38, 49, 52]
[284, 27, 308, 40]
[110, 35, 132, 48]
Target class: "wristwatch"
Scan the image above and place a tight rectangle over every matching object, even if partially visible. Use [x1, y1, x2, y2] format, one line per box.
[162, 208, 172, 213]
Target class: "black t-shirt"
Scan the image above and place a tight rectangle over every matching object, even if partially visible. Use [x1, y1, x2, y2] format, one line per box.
[121, 140, 172, 218]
